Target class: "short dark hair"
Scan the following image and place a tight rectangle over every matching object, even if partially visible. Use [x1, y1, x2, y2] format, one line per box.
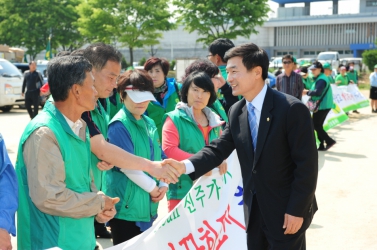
[48, 56, 92, 102]
[56, 51, 71, 57]
[70, 49, 85, 57]
[282, 54, 293, 62]
[312, 60, 324, 73]
[83, 43, 122, 70]
[180, 71, 217, 107]
[224, 43, 269, 80]
[208, 38, 235, 62]
[182, 59, 219, 82]
[117, 69, 154, 101]
[144, 57, 170, 76]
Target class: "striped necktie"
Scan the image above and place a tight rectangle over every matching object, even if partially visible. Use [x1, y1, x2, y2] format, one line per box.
[247, 102, 258, 151]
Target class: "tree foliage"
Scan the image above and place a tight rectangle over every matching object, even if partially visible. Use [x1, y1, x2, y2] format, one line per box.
[76, 0, 175, 63]
[0, 0, 83, 59]
[362, 49, 377, 72]
[172, 0, 270, 45]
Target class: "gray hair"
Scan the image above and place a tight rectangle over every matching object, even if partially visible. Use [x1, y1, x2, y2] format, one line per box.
[83, 42, 122, 70]
[47, 56, 92, 102]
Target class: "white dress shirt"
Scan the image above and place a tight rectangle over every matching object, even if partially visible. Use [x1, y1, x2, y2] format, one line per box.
[63, 115, 83, 137]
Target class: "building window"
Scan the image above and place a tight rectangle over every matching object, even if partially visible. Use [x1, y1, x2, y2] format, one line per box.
[309, 51, 316, 55]
[338, 50, 344, 54]
[304, 51, 310, 55]
[345, 50, 353, 54]
[366, 1, 377, 7]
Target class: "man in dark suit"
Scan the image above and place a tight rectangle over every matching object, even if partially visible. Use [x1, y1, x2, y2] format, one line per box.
[22, 61, 44, 119]
[164, 43, 318, 249]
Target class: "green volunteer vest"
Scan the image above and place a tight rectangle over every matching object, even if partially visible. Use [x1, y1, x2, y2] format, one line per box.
[146, 80, 180, 139]
[103, 107, 160, 221]
[16, 104, 94, 250]
[335, 74, 348, 86]
[109, 92, 124, 120]
[163, 108, 222, 200]
[347, 70, 358, 84]
[90, 99, 110, 190]
[311, 73, 333, 110]
[210, 99, 228, 123]
[303, 76, 314, 90]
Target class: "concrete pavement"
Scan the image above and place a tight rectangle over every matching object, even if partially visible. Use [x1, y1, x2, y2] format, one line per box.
[1, 96, 376, 249]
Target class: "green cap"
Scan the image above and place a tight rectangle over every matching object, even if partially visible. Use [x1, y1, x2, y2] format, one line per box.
[293, 56, 297, 64]
[374, 64, 377, 68]
[323, 62, 332, 70]
[299, 60, 311, 67]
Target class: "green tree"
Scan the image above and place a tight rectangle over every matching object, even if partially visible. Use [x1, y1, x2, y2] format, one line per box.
[139, 57, 146, 66]
[0, 0, 83, 59]
[362, 49, 377, 72]
[172, 0, 270, 45]
[76, 0, 175, 64]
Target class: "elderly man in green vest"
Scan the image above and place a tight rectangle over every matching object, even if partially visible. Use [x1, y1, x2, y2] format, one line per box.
[15, 56, 120, 250]
[80, 43, 181, 237]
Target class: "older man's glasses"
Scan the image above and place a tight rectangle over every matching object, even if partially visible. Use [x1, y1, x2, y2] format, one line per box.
[283, 61, 292, 65]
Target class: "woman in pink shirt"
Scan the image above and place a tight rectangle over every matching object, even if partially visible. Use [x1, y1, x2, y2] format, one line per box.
[162, 71, 226, 211]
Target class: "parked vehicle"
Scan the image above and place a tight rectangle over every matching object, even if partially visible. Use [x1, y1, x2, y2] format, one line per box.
[340, 57, 363, 72]
[317, 51, 340, 70]
[269, 57, 282, 69]
[0, 59, 24, 112]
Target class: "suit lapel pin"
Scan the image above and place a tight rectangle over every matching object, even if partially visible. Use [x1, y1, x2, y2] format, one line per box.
[267, 117, 270, 122]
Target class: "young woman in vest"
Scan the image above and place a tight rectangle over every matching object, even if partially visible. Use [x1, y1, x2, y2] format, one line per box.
[144, 57, 180, 139]
[162, 71, 227, 211]
[104, 69, 168, 244]
[303, 61, 336, 151]
[182, 59, 239, 124]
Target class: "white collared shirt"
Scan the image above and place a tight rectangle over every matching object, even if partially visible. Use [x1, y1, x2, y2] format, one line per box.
[62, 115, 83, 137]
[184, 84, 268, 174]
[245, 83, 268, 128]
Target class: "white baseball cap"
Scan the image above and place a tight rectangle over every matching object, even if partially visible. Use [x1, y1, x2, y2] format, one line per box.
[124, 85, 156, 103]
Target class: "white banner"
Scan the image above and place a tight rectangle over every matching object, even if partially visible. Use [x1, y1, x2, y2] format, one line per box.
[333, 85, 369, 112]
[105, 151, 247, 250]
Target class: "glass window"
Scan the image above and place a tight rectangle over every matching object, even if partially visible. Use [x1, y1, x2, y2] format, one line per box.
[0, 60, 23, 77]
[309, 51, 315, 55]
[304, 51, 310, 55]
[366, 1, 377, 7]
[345, 50, 352, 54]
[338, 50, 344, 54]
[277, 52, 283, 56]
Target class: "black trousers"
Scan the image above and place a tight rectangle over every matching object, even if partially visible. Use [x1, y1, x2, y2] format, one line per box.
[25, 91, 40, 119]
[312, 109, 334, 146]
[247, 196, 306, 250]
[108, 218, 142, 246]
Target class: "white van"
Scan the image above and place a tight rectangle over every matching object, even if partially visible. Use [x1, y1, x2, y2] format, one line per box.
[0, 59, 24, 112]
[317, 51, 340, 70]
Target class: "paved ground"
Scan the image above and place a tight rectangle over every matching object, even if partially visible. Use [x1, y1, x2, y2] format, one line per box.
[1, 92, 376, 249]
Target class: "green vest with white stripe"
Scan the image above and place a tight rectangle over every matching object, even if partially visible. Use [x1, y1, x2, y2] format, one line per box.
[103, 107, 160, 221]
[163, 108, 221, 200]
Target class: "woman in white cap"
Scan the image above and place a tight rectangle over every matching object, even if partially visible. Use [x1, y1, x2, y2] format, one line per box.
[104, 69, 168, 245]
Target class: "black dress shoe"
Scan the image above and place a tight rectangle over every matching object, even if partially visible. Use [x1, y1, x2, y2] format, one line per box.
[373, 109, 377, 113]
[352, 110, 360, 114]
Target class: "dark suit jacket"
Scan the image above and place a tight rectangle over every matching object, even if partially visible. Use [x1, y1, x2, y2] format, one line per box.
[189, 86, 318, 240]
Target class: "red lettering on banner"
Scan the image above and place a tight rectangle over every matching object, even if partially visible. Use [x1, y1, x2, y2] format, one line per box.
[167, 205, 245, 249]
[216, 205, 246, 231]
[178, 233, 205, 250]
